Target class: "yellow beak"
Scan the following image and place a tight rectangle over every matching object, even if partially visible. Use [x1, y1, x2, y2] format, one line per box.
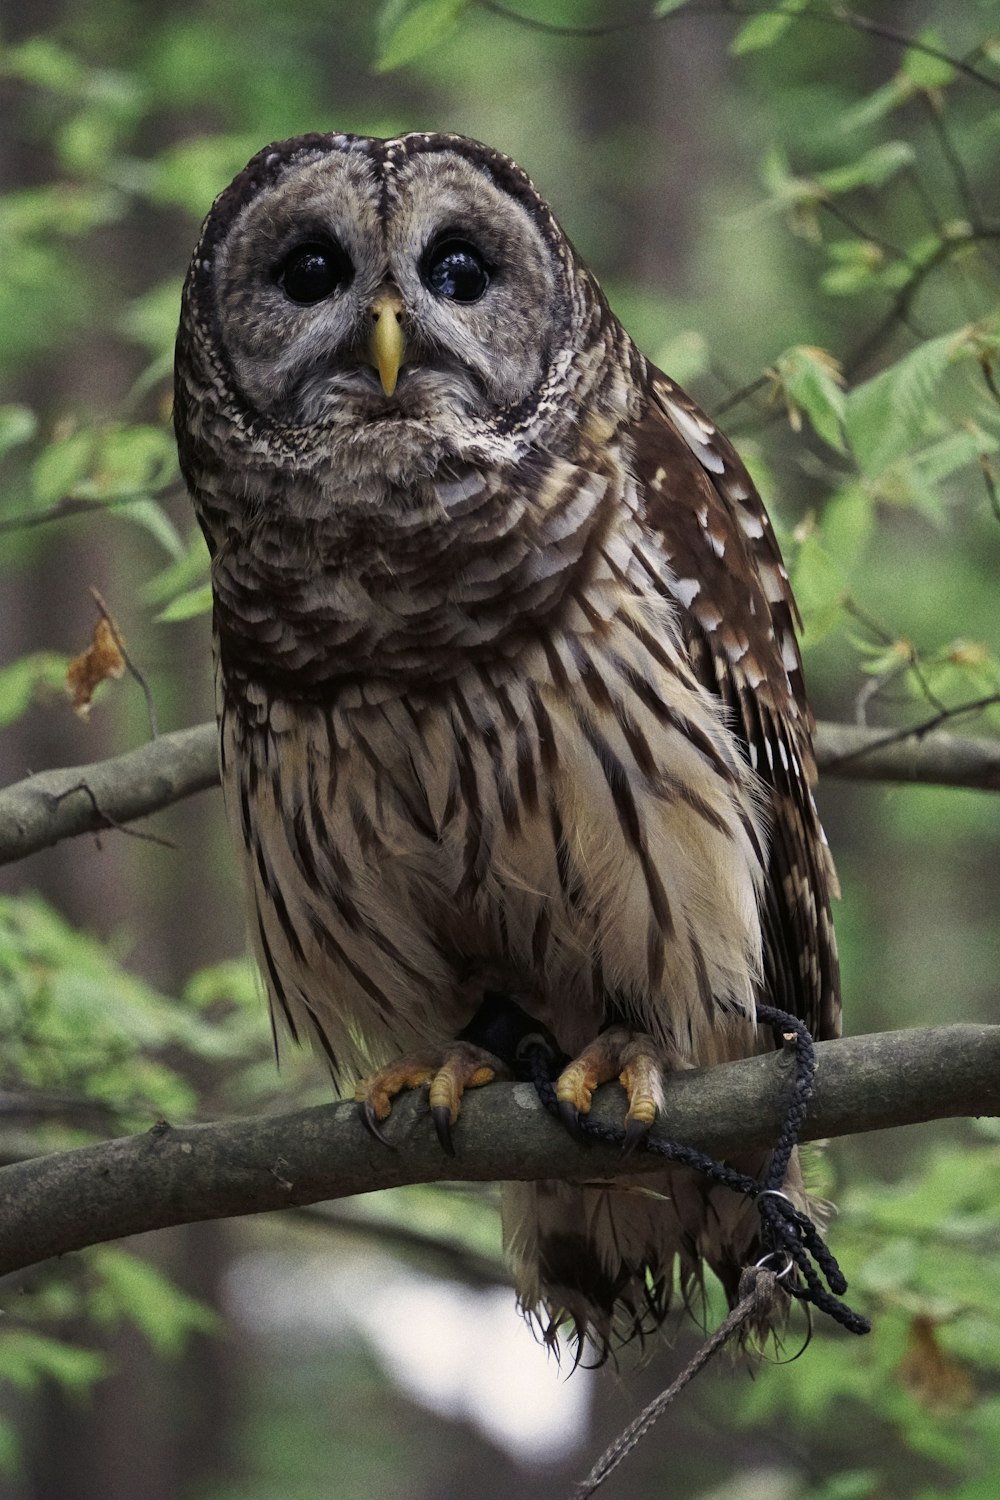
[368, 293, 406, 397]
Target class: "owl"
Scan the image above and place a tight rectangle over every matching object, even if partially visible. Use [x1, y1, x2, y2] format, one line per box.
[174, 131, 840, 1362]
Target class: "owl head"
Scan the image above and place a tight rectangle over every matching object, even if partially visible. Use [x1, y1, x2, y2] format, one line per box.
[175, 132, 609, 484]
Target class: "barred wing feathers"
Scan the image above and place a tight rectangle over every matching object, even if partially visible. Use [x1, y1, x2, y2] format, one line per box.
[631, 368, 840, 1042]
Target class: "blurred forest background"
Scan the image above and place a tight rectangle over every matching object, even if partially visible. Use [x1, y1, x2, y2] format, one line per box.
[1, 1, 999, 1497]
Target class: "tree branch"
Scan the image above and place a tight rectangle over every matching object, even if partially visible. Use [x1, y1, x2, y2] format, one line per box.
[815, 719, 1000, 790]
[0, 1025, 995, 1281]
[2, 717, 997, 866]
[0, 725, 218, 864]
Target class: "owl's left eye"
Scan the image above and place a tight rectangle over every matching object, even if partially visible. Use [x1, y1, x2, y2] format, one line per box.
[276, 241, 352, 304]
[423, 239, 490, 303]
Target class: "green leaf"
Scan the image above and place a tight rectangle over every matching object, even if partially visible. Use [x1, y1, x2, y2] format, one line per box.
[839, 78, 910, 133]
[787, 525, 847, 643]
[731, 0, 806, 56]
[0, 652, 71, 728]
[914, 427, 998, 487]
[149, 135, 261, 214]
[31, 430, 96, 506]
[87, 424, 177, 498]
[0, 1330, 107, 1393]
[183, 957, 261, 1012]
[820, 239, 888, 297]
[845, 329, 970, 476]
[0, 894, 268, 1120]
[89, 1249, 217, 1354]
[0, 404, 37, 457]
[376, 0, 468, 72]
[119, 498, 186, 560]
[809, 1474, 879, 1500]
[902, 29, 956, 90]
[653, 0, 690, 15]
[141, 534, 210, 606]
[0, 1419, 19, 1476]
[773, 346, 847, 451]
[817, 142, 915, 196]
[31, 423, 177, 525]
[821, 485, 875, 567]
[118, 278, 185, 357]
[2, 37, 86, 93]
[155, 581, 213, 622]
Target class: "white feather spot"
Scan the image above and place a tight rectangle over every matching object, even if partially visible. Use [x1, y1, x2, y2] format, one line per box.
[760, 565, 786, 604]
[781, 632, 799, 671]
[737, 511, 764, 539]
[663, 398, 726, 473]
[671, 577, 701, 607]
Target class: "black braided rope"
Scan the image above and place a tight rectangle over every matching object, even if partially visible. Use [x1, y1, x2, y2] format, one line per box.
[519, 1005, 870, 1337]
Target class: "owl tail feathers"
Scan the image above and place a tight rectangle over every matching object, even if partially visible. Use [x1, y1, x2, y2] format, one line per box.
[501, 1180, 670, 1367]
[502, 1152, 818, 1367]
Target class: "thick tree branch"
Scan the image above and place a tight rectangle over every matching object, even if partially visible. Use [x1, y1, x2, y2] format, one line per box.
[2, 718, 997, 866]
[0, 725, 219, 864]
[0, 1025, 995, 1281]
[815, 720, 1000, 790]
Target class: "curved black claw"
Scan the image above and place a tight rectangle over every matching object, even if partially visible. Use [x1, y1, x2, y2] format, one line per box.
[558, 1099, 587, 1140]
[357, 1098, 395, 1149]
[622, 1115, 652, 1158]
[431, 1104, 457, 1157]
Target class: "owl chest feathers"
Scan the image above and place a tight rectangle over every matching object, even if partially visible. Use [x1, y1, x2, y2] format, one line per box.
[217, 459, 769, 1082]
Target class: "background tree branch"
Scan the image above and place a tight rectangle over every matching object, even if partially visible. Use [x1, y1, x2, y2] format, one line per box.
[2, 718, 998, 867]
[0, 1023, 995, 1282]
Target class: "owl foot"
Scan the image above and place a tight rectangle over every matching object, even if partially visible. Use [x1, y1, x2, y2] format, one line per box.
[355, 1042, 503, 1157]
[556, 1027, 666, 1156]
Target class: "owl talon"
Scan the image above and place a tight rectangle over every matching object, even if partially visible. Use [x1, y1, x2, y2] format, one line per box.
[355, 1042, 503, 1156]
[558, 1098, 586, 1139]
[357, 1098, 396, 1149]
[556, 1028, 666, 1149]
[431, 1104, 456, 1157]
[622, 1115, 652, 1158]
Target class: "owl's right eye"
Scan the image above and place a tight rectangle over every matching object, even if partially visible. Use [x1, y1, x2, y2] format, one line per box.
[276, 241, 352, 304]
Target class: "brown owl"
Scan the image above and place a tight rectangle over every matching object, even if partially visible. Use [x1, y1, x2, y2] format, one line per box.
[174, 131, 840, 1362]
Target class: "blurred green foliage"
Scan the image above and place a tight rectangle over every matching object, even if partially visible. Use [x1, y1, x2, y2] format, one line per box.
[0, 1, 998, 1496]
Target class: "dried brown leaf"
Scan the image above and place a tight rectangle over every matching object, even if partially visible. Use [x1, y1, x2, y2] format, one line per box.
[65, 616, 126, 719]
[896, 1314, 975, 1412]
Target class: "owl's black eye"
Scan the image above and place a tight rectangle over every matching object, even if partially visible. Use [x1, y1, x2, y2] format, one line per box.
[424, 239, 490, 303]
[277, 241, 351, 304]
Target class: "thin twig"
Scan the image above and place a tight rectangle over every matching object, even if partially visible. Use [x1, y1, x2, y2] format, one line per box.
[712, 373, 772, 418]
[89, 588, 159, 739]
[479, 3, 1000, 96]
[478, 0, 654, 39]
[979, 454, 1000, 524]
[820, 694, 1000, 771]
[819, 199, 911, 266]
[0, 489, 185, 536]
[50, 782, 177, 851]
[924, 94, 981, 229]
